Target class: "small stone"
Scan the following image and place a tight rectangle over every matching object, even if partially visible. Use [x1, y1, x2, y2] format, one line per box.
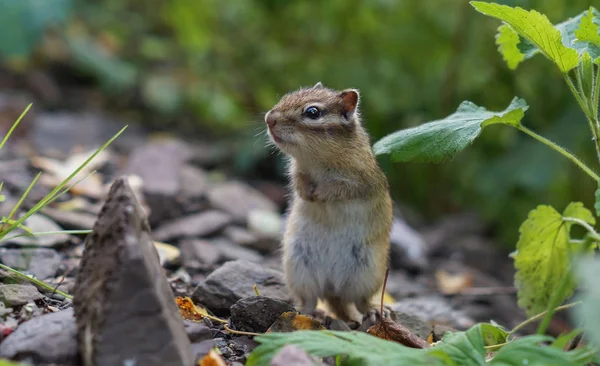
[213, 239, 263, 263]
[180, 239, 220, 269]
[0, 248, 61, 279]
[432, 324, 456, 342]
[326, 318, 351, 332]
[208, 181, 277, 223]
[246, 209, 283, 252]
[0, 308, 78, 365]
[0, 285, 42, 307]
[72, 177, 192, 366]
[190, 339, 215, 364]
[271, 344, 319, 366]
[192, 260, 291, 315]
[153, 210, 232, 242]
[392, 311, 431, 340]
[224, 226, 259, 247]
[4, 214, 71, 247]
[183, 320, 212, 343]
[391, 296, 475, 330]
[230, 296, 296, 333]
[40, 207, 97, 230]
[180, 165, 210, 199]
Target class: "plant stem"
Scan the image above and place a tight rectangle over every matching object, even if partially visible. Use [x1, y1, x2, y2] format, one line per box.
[563, 217, 600, 242]
[507, 301, 581, 338]
[594, 65, 600, 123]
[517, 125, 599, 181]
[0, 263, 72, 300]
[564, 73, 600, 163]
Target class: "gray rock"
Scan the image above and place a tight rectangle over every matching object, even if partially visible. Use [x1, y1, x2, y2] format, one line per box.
[208, 181, 277, 223]
[192, 260, 291, 315]
[271, 345, 319, 366]
[180, 239, 220, 270]
[230, 296, 296, 333]
[213, 239, 263, 263]
[72, 177, 192, 366]
[40, 207, 97, 230]
[5, 214, 71, 247]
[0, 308, 79, 365]
[180, 165, 210, 199]
[0, 285, 42, 307]
[153, 210, 232, 242]
[391, 296, 475, 330]
[224, 226, 259, 247]
[246, 210, 282, 252]
[190, 339, 215, 364]
[0, 247, 61, 280]
[389, 216, 428, 271]
[183, 320, 212, 343]
[392, 311, 431, 340]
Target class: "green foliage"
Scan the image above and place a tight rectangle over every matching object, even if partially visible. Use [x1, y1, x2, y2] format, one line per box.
[372, 97, 528, 163]
[0, 0, 72, 58]
[248, 323, 597, 366]
[575, 8, 600, 53]
[513, 203, 594, 317]
[471, 1, 580, 73]
[574, 258, 600, 352]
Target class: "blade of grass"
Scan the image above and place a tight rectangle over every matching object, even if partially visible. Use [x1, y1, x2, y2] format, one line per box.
[0, 263, 72, 300]
[0, 229, 92, 242]
[0, 172, 41, 237]
[0, 103, 32, 151]
[0, 126, 127, 240]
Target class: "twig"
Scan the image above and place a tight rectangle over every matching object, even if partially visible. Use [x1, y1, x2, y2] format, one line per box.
[224, 324, 262, 337]
[381, 268, 390, 316]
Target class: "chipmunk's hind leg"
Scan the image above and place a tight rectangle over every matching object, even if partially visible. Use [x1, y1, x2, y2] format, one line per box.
[326, 296, 358, 322]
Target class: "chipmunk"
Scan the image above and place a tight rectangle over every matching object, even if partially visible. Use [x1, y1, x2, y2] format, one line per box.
[264, 82, 393, 322]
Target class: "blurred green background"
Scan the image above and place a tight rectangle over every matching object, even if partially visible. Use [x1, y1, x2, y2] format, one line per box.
[1, 0, 598, 246]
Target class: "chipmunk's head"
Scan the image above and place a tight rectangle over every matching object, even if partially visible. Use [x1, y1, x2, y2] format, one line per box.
[265, 82, 363, 160]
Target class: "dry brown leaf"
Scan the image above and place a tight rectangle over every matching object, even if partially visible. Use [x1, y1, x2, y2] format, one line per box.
[427, 332, 434, 344]
[266, 311, 325, 333]
[175, 296, 208, 321]
[198, 349, 226, 366]
[367, 317, 430, 349]
[435, 269, 473, 295]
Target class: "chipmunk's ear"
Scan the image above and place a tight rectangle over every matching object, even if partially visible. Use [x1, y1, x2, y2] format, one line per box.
[339, 89, 359, 119]
[313, 81, 324, 89]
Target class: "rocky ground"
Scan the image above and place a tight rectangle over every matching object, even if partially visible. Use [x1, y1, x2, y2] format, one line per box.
[0, 96, 573, 365]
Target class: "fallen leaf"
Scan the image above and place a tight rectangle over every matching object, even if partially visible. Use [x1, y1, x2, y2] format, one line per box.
[435, 269, 473, 295]
[266, 311, 325, 333]
[198, 348, 226, 366]
[427, 332, 434, 344]
[176, 296, 208, 321]
[367, 317, 430, 349]
[154, 241, 180, 266]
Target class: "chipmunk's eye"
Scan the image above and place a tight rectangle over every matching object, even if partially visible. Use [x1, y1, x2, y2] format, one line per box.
[304, 106, 321, 119]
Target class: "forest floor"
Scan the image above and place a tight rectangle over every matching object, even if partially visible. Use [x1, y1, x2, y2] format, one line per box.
[0, 76, 574, 365]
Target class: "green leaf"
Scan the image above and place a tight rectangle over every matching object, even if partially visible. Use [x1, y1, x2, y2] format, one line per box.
[373, 97, 528, 163]
[575, 8, 600, 47]
[481, 323, 508, 346]
[496, 24, 525, 70]
[471, 1, 579, 73]
[574, 258, 600, 351]
[428, 324, 486, 365]
[247, 330, 426, 366]
[514, 202, 594, 317]
[579, 52, 594, 99]
[490, 334, 597, 365]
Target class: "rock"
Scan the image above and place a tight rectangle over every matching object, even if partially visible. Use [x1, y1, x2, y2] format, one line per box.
[391, 296, 475, 330]
[213, 239, 263, 263]
[153, 210, 232, 242]
[123, 138, 191, 225]
[0, 285, 42, 307]
[0, 308, 79, 365]
[392, 311, 431, 340]
[385, 271, 428, 299]
[0, 159, 49, 207]
[230, 296, 296, 333]
[72, 177, 192, 366]
[180, 239, 220, 270]
[207, 181, 277, 223]
[271, 345, 320, 366]
[192, 260, 291, 315]
[183, 320, 212, 343]
[246, 209, 283, 252]
[224, 226, 259, 247]
[231, 336, 259, 354]
[0, 248, 61, 279]
[190, 339, 216, 364]
[4, 214, 71, 247]
[180, 165, 210, 199]
[389, 216, 428, 271]
[432, 324, 455, 342]
[40, 207, 98, 230]
[325, 318, 352, 331]
[422, 212, 486, 254]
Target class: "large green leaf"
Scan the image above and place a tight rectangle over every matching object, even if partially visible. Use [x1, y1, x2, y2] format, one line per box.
[0, 0, 73, 58]
[428, 325, 487, 365]
[373, 97, 528, 163]
[514, 202, 595, 317]
[574, 258, 600, 351]
[471, 2, 581, 72]
[490, 334, 597, 365]
[575, 8, 600, 48]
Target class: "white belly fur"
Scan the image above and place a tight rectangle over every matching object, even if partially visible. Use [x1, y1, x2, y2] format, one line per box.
[283, 197, 382, 303]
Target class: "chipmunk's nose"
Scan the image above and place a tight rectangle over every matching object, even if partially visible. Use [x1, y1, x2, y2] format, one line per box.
[265, 111, 278, 127]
